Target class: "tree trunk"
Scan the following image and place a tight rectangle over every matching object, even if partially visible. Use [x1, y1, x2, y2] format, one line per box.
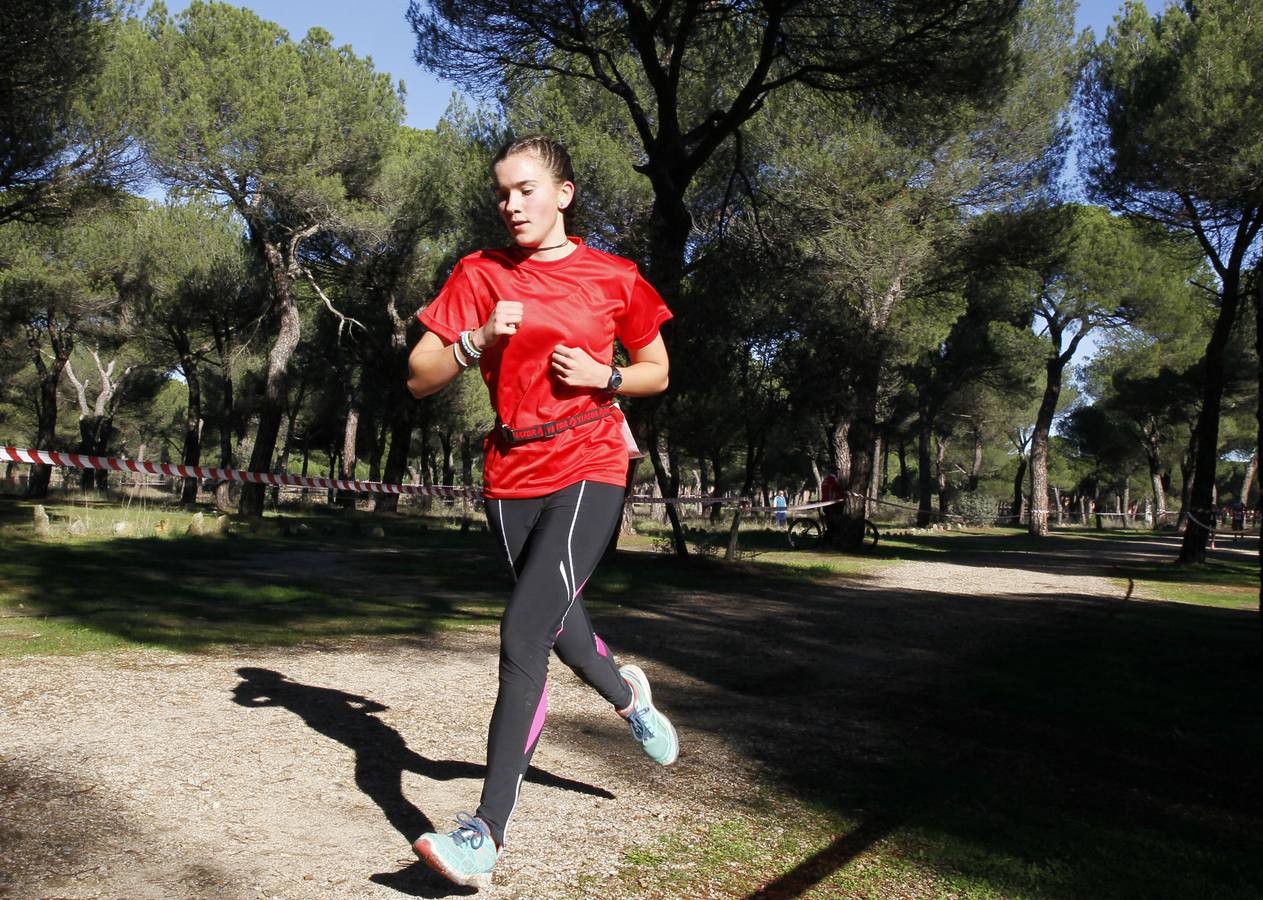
[374, 401, 415, 514]
[1148, 453, 1167, 530]
[25, 315, 74, 499]
[832, 420, 852, 487]
[337, 400, 361, 510]
[917, 409, 935, 527]
[1241, 450, 1257, 507]
[1177, 430, 1197, 532]
[460, 433, 475, 485]
[834, 391, 880, 551]
[967, 428, 983, 492]
[76, 412, 115, 490]
[1180, 269, 1243, 562]
[897, 437, 909, 499]
[28, 374, 61, 499]
[869, 431, 884, 504]
[1012, 457, 1027, 527]
[1029, 350, 1071, 537]
[179, 350, 203, 505]
[936, 434, 951, 519]
[708, 450, 725, 525]
[239, 238, 302, 518]
[440, 430, 455, 488]
[640, 173, 693, 557]
[645, 415, 688, 557]
[272, 385, 305, 508]
[213, 322, 238, 512]
[369, 414, 388, 483]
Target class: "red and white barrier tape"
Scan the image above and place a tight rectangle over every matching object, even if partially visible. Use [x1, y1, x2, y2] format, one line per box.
[2, 447, 482, 499]
[625, 494, 848, 514]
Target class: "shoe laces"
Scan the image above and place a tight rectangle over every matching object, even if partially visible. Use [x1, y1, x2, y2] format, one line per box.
[627, 707, 656, 742]
[450, 812, 491, 850]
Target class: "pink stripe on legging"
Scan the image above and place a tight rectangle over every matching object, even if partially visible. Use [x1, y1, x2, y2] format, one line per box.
[524, 680, 549, 753]
[594, 633, 609, 657]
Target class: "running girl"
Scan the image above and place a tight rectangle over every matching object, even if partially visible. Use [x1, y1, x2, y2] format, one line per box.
[405, 135, 678, 890]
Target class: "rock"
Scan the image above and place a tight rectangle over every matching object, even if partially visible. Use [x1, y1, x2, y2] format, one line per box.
[215, 515, 231, 534]
[32, 505, 52, 538]
[69, 518, 88, 536]
[186, 512, 206, 536]
[154, 519, 170, 535]
[112, 521, 130, 536]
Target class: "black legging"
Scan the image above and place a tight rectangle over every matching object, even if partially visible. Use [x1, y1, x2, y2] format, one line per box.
[477, 480, 633, 846]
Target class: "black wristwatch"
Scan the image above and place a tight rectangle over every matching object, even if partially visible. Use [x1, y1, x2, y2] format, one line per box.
[606, 366, 623, 393]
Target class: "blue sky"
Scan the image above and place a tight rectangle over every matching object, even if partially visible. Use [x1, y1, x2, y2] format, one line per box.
[157, 1, 1163, 132]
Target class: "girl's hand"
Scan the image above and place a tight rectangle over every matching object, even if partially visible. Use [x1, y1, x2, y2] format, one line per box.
[550, 345, 611, 390]
[476, 301, 524, 349]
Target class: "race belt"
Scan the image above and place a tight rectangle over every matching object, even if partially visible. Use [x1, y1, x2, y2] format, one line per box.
[497, 404, 618, 446]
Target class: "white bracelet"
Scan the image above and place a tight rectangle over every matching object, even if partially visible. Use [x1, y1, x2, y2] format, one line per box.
[453, 341, 471, 369]
[460, 330, 483, 361]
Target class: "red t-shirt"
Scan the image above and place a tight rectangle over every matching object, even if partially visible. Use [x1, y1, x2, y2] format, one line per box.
[418, 237, 672, 499]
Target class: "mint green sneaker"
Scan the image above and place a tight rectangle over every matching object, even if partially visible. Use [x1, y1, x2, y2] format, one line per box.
[620, 664, 679, 765]
[412, 813, 499, 890]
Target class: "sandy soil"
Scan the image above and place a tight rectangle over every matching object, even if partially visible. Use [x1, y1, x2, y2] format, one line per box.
[0, 550, 1130, 900]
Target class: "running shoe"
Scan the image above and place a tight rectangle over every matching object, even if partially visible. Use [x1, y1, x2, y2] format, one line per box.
[412, 813, 498, 890]
[619, 664, 679, 766]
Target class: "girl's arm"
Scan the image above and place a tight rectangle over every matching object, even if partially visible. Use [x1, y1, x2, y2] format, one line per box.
[405, 330, 464, 399]
[407, 301, 524, 398]
[549, 333, 669, 397]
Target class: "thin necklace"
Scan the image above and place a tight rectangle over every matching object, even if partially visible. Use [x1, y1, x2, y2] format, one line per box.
[522, 238, 571, 253]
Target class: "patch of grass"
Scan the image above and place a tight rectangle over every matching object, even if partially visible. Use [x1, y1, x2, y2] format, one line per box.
[571, 799, 863, 899]
[0, 497, 511, 656]
[0, 616, 141, 655]
[1134, 580, 1257, 609]
[0, 496, 863, 658]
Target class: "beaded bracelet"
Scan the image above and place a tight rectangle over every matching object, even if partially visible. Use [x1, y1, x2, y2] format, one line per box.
[459, 330, 483, 361]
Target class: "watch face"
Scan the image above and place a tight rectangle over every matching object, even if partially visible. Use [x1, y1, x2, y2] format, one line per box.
[609, 368, 622, 390]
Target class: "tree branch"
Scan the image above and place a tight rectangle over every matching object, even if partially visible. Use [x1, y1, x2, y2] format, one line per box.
[64, 359, 90, 417]
[302, 266, 365, 340]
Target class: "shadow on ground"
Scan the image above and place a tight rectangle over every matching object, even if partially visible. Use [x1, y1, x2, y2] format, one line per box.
[588, 547, 1263, 898]
[231, 667, 613, 898]
[870, 527, 1257, 583]
[4, 512, 1261, 897]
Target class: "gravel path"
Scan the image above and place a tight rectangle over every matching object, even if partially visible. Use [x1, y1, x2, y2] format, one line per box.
[0, 550, 1128, 899]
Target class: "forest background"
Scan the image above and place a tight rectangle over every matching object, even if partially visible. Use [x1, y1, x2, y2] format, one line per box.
[2, 0, 1260, 566]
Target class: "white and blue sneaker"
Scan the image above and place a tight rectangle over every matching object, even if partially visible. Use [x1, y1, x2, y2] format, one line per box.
[619, 664, 679, 766]
[412, 813, 498, 890]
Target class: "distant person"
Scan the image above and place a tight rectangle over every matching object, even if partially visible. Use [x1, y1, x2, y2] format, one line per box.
[773, 490, 788, 527]
[820, 472, 840, 504]
[1231, 501, 1246, 542]
[406, 136, 678, 890]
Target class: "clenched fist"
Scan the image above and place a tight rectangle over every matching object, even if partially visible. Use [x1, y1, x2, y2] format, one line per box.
[550, 344, 611, 391]
[476, 301, 524, 349]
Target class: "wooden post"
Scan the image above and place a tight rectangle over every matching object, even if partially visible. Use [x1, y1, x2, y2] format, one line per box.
[725, 502, 744, 561]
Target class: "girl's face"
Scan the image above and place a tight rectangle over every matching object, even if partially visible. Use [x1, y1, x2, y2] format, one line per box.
[493, 152, 574, 248]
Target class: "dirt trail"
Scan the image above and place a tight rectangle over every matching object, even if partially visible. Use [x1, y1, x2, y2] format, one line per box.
[0, 549, 1130, 899]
